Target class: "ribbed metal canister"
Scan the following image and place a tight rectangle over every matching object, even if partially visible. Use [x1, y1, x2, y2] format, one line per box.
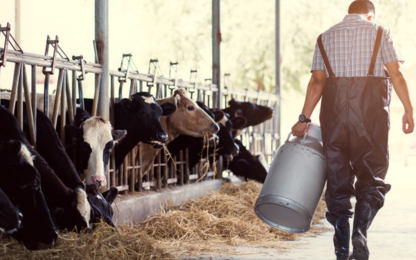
[254, 123, 327, 233]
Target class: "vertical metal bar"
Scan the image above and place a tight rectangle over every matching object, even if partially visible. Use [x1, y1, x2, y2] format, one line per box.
[185, 148, 190, 184]
[179, 150, 184, 186]
[138, 144, 143, 192]
[129, 79, 135, 97]
[122, 158, 127, 194]
[110, 153, 116, 188]
[43, 74, 50, 117]
[139, 80, 143, 92]
[65, 70, 74, 126]
[95, 0, 109, 120]
[60, 71, 67, 144]
[118, 81, 124, 100]
[110, 75, 115, 125]
[72, 70, 77, 115]
[275, 0, 281, 146]
[8, 63, 21, 114]
[31, 65, 37, 143]
[92, 73, 101, 117]
[77, 79, 85, 110]
[15, 0, 21, 44]
[52, 69, 64, 128]
[163, 153, 168, 187]
[23, 65, 36, 145]
[17, 65, 23, 130]
[156, 154, 161, 190]
[212, 0, 221, 108]
[130, 147, 135, 193]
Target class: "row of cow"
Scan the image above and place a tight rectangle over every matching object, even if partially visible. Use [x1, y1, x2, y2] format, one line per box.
[0, 88, 273, 250]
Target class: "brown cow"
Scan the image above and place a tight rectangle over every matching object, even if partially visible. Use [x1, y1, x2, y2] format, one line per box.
[139, 89, 219, 174]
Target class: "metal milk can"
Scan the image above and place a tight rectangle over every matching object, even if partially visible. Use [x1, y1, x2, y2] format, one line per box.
[254, 123, 327, 233]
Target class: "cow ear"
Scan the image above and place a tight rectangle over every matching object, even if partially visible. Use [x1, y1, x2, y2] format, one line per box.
[160, 103, 177, 116]
[231, 117, 247, 130]
[65, 125, 83, 138]
[213, 110, 225, 123]
[229, 98, 238, 106]
[102, 187, 118, 205]
[120, 99, 132, 112]
[112, 130, 127, 142]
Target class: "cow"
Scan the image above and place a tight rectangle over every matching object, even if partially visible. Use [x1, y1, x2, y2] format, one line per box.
[167, 101, 247, 171]
[222, 99, 273, 138]
[83, 92, 176, 170]
[0, 140, 57, 250]
[222, 98, 273, 127]
[0, 186, 22, 235]
[227, 139, 268, 183]
[64, 109, 127, 187]
[9, 101, 121, 228]
[86, 184, 118, 227]
[0, 105, 91, 233]
[139, 89, 219, 175]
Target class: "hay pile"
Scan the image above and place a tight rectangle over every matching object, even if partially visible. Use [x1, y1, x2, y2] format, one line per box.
[0, 222, 173, 260]
[140, 181, 327, 253]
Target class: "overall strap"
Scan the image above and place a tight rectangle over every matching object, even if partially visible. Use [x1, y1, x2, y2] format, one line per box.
[368, 26, 384, 76]
[317, 34, 336, 78]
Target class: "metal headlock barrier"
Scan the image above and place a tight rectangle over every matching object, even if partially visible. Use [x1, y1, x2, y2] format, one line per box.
[1, 23, 279, 195]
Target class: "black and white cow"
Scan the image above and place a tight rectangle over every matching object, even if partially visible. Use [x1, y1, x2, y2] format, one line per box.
[83, 92, 176, 169]
[0, 105, 91, 233]
[222, 99, 273, 127]
[86, 184, 118, 227]
[1, 100, 120, 228]
[64, 109, 126, 187]
[0, 140, 57, 250]
[0, 186, 22, 235]
[228, 139, 268, 183]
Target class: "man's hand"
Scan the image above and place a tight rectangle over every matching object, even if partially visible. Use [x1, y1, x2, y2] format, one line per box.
[403, 112, 414, 134]
[292, 122, 308, 137]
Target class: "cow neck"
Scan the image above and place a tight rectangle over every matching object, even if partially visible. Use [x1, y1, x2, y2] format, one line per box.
[161, 115, 180, 143]
[113, 132, 140, 169]
[36, 109, 84, 190]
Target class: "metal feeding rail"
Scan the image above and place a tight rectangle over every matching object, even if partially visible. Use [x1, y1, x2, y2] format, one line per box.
[1, 23, 279, 196]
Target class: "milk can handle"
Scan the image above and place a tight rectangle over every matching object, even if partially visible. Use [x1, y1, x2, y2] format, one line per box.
[285, 131, 308, 144]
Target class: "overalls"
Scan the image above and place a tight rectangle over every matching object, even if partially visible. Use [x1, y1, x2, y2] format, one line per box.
[318, 26, 392, 223]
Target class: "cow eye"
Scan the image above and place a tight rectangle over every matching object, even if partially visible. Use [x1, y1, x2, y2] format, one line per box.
[187, 106, 195, 111]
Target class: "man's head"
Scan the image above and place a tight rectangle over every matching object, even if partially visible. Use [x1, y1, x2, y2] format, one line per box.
[348, 0, 375, 21]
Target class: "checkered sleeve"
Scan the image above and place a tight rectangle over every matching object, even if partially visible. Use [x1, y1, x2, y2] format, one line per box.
[311, 41, 325, 72]
[380, 28, 404, 65]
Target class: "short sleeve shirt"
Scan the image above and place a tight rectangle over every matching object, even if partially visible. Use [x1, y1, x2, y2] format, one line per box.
[311, 14, 404, 77]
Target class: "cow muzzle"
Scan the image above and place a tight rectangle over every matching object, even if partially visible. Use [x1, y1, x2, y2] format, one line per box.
[90, 176, 107, 187]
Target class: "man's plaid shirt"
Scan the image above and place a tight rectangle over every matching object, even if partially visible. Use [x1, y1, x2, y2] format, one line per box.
[311, 14, 404, 77]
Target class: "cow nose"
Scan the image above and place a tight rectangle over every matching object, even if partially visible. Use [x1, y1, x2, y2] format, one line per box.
[213, 123, 220, 133]
[231, 143, 239, 156]
[91, 176, 107, 187]
[157, 133, 168, 143]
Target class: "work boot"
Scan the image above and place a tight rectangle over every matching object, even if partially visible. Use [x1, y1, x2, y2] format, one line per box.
[327, 213, 351, 260]
[351, 201, 377, 260]
[333, 218, 351, 260]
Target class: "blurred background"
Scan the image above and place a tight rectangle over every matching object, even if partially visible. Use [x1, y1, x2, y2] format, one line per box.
[1, 0, 415, 164]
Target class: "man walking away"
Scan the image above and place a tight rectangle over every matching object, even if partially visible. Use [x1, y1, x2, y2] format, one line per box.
[291, 1, 414, 259]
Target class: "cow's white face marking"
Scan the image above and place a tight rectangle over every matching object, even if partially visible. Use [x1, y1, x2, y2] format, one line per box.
[219, 115, 228, 127]
[19, 144, 35, 166]
[141, 96, 155, 104]
[75, 189, 91, 225]
[81, 117, 113, 186]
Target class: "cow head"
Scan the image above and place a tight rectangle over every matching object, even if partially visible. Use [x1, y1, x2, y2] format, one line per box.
[0, 187, 22, 235]
[214, 112, 247, 160]
[51, 185, 92, 232]
[0, 140, 57, 250]
[86, 184, 118, 228]
[223, 99, 273, 127]
[66, 117, 127, 187]
[158, 89, 219, 141]
[119, 92, 176, 147]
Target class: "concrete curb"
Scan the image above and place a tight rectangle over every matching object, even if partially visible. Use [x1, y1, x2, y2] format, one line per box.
[111, 179, 223, 225]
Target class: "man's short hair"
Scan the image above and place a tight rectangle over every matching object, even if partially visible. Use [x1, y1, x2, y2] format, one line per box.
[348, 0, 375, 16]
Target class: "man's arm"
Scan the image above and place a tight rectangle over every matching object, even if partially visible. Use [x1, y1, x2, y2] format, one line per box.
[385, 61, 414, 134]
[292, 70, 327, 137]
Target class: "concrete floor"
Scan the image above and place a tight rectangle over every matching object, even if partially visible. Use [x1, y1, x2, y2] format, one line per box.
[184, 162, 416, 260]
